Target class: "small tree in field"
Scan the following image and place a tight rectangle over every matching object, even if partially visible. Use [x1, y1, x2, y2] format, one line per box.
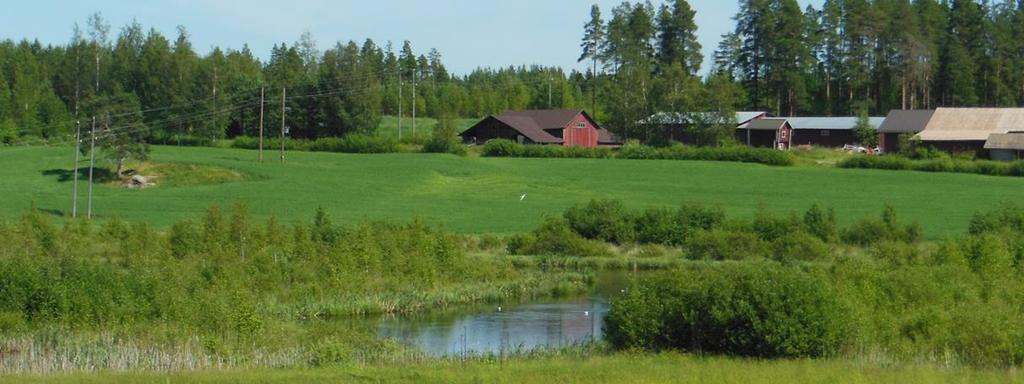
[852, 112, 878, 147]
[89, 90, 149, 177]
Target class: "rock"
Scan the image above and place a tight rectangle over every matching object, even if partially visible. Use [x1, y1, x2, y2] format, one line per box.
[122, 175, 155, 189]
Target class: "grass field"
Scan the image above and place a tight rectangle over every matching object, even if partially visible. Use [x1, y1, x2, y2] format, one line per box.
[376, 115, 480, 140]
[6, 353, 1017, 384]
[1, 144, 1022, 237]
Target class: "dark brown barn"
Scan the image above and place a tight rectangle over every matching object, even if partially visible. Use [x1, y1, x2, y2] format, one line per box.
[877, 110, 934, 153]
[736, 118, 792, 150]
[459, 109, 619, 147]
[787, 117, 884, 147]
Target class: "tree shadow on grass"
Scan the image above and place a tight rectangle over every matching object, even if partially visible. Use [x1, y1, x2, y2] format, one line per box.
[42, 168, 115, 183]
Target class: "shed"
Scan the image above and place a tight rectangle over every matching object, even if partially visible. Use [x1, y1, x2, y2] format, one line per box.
[877, 110, 935, 153]
[737, 118, 791, 150]
[786, 117, 885, 147]
[984, 132, 1024, 161]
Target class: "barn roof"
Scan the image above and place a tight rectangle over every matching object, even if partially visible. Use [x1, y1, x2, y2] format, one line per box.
[499, 109, 586, 130]
[460, 109, 605, 144]
[641, 111, 768, 126]
[917, 108, 1024, 141]
[491, 115, 562, 144]
[786, 117, 884, 130]
[984, 133, 1024, 150]
[745, 118, 790, 131]
[597, 128, 620, 144]
[878, 110, 935, 133]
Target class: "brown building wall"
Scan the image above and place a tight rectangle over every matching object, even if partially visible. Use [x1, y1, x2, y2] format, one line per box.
[563, 113, 599, 147]
[735, 129, 778, 148]
[791, 129, 857, 147]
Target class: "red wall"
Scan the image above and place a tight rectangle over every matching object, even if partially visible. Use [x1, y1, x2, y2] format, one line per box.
[561, 113, 599, 147]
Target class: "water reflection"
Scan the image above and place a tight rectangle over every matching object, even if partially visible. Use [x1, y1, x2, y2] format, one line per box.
[375, 296, 609, 357]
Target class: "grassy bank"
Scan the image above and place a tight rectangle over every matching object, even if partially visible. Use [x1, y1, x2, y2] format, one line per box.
[3, 145, 1024, 237]
[5, 352, 1017, 383]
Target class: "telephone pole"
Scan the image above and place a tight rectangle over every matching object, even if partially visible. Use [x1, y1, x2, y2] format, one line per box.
[398, 70, 403, 140]
[71, 120, 81, 218]
[280, 86, 286, 163]
[412, 68, 417, 135]
[548, 76, 553, 108]
[87, 116, 96, 219]
[258, 87, 264, 162]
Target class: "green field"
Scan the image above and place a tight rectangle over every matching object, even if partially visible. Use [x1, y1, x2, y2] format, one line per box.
[1, 144, 1022, 237]
[6, 353, 1016, 384]
[376, 115, 480, 140]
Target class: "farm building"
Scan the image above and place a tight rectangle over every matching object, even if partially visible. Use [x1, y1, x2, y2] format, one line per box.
[736, 118, 792, 150]
[984, 133, 1024, 160]
[877, 110, 935, 153]
[785, 117, 884, 147]
[459, 109, 620, 147]
[641, 111, 770, 145]
[878, 108, 1024, 157]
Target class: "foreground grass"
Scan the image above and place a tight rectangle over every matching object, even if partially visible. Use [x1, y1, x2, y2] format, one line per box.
[3, 145, 1024, 236]
[6, 353, 1017, 384]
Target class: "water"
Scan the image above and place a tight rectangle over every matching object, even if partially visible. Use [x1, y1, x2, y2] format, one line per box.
[374, 296, 608, 357]
[365, 271, 633, 357]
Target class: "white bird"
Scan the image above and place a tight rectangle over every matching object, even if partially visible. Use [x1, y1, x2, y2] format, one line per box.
[584, 311, 590, 316]
[519, 193, 527, 201]
[497, 306, 502, 312]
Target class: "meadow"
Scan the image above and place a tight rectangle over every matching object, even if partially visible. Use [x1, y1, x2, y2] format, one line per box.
[5, 353, 1018, 384]
[1, 144, 1023, 237]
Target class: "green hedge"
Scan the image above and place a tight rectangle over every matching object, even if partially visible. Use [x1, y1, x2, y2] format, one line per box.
[232, 134, 400, 154]
[605, 264, 847, 358]
[481, 139, 794, 166]
[838, 155, 1024, 177]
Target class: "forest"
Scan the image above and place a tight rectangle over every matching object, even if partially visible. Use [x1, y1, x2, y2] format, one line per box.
[2, 0, 1024, 145]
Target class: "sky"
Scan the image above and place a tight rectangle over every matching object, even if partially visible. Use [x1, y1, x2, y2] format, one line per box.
[0, 0, 818, 76]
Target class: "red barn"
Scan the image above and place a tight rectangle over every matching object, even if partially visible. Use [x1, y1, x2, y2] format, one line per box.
[459, 109, 619, 148]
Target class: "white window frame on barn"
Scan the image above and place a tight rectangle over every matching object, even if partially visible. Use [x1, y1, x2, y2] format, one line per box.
[576, 122, 586, 129]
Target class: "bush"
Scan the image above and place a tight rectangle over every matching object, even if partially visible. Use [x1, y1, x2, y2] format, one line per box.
[481, 139, 793, 166]
[685, 229, 768, 261]
[841, 206, 920, 246]
[563, 199, 635, 244]
[507, 217, 611, 257]
[605, 264, 847, 358]
[232, 134, 399, 154]
[771, 232, 829, 263]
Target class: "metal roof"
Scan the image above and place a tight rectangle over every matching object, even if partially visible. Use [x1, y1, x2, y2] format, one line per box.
[641, 111, 767, 125]
[878, 110, 935, 133]
[785, 117, 884, 130]
[745, 118, 790, 131]
[984, 133, 1024, 150]
[918, 108, 1024, 141]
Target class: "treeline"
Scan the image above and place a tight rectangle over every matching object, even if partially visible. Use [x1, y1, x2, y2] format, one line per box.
[0, 14, 594, 145]
[7, 1, 1024, 147]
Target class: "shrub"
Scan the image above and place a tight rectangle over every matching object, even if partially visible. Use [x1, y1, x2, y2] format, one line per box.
[605, 264, 847, 358]
[563, 199, 635, 244]
[837, 155, 911, 170]
[771, 232, 829, 263]
[232, 135, 399, 154]
[841, 206, 920, 246]
[481, 138, 793, 166]
[507, 217, 611, 257]
[685, 229, 768, 261]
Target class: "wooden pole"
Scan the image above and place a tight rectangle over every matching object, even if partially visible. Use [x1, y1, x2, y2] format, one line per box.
[87, 116, 96, 219]
[71, 120, 81, 218]
[258, 87, 264, 162]
[280, 86, 286, 163]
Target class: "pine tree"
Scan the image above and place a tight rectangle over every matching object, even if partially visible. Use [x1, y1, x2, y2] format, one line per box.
[655, 0, 702, 75]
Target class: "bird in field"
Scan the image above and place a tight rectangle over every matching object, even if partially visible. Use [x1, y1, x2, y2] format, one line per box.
[519, 193, 527, 201]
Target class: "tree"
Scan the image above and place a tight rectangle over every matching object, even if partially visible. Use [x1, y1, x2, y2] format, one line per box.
[655, 0, 702, 75]
[89, 90, 148, 177]
[579, 4, 606, 112]
[852, 112, 877, 146]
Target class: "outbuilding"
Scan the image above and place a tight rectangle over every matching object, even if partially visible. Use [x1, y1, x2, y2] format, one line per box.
[786, 117, 884, 147]
[984, 132, 1024, 161]
[736, 118, 792, 150]
[459, 109, 619, 148]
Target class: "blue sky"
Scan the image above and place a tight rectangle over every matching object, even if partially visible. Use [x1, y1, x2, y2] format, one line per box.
[0, 0, 817, 76]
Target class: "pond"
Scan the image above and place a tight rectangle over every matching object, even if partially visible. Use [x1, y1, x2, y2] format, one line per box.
[364, 271, 634, 357]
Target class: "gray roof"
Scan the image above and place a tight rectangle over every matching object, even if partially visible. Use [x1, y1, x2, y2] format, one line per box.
[984, 133, 1024, 150]
[641, 111, 767, 125]
[878, 110, 935, 133]
[785, 117, 885, 130]
[745, 118, 790, 131]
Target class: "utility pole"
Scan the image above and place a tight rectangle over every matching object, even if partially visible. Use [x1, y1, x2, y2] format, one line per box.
[280, 86, 286, 163]
[412, 68, 416, 135]
[87, 116, 96, 219]
[548, 76, 553, 108]
[398, 70, 403, 140]
[258, 87, 264, 162]
[71, 120, 81, 218]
